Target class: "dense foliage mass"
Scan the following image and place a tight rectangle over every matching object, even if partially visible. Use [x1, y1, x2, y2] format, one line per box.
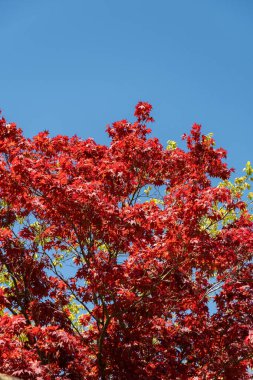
[0, 103, 252, 379]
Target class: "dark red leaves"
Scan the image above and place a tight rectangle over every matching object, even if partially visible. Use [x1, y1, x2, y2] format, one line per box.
[134, 101, 154, 123]
[0, 104, 252, 379]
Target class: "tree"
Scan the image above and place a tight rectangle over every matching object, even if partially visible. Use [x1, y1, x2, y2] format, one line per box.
[0, 103, 252, 380]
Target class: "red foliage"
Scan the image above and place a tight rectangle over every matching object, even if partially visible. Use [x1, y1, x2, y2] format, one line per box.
[0, 103, 252, 379]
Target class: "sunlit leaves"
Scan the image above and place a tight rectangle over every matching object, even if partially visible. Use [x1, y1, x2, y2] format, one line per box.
[0, 105, 251, 379]
[166, 140, 177, 150]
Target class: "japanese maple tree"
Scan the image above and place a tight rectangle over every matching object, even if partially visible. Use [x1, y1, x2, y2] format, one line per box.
[0, 103, 252, 379]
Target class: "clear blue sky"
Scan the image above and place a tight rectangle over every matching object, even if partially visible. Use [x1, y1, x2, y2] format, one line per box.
[1, 0, 253, 176]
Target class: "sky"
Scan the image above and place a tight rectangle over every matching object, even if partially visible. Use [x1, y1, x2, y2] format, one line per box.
[1, 0, 253, 177]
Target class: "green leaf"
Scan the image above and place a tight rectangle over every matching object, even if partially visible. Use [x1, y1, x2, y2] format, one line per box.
[166, 140, 177, 150]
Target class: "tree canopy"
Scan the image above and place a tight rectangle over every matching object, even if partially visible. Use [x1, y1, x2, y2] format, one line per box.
[0, 103, 252, 379]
